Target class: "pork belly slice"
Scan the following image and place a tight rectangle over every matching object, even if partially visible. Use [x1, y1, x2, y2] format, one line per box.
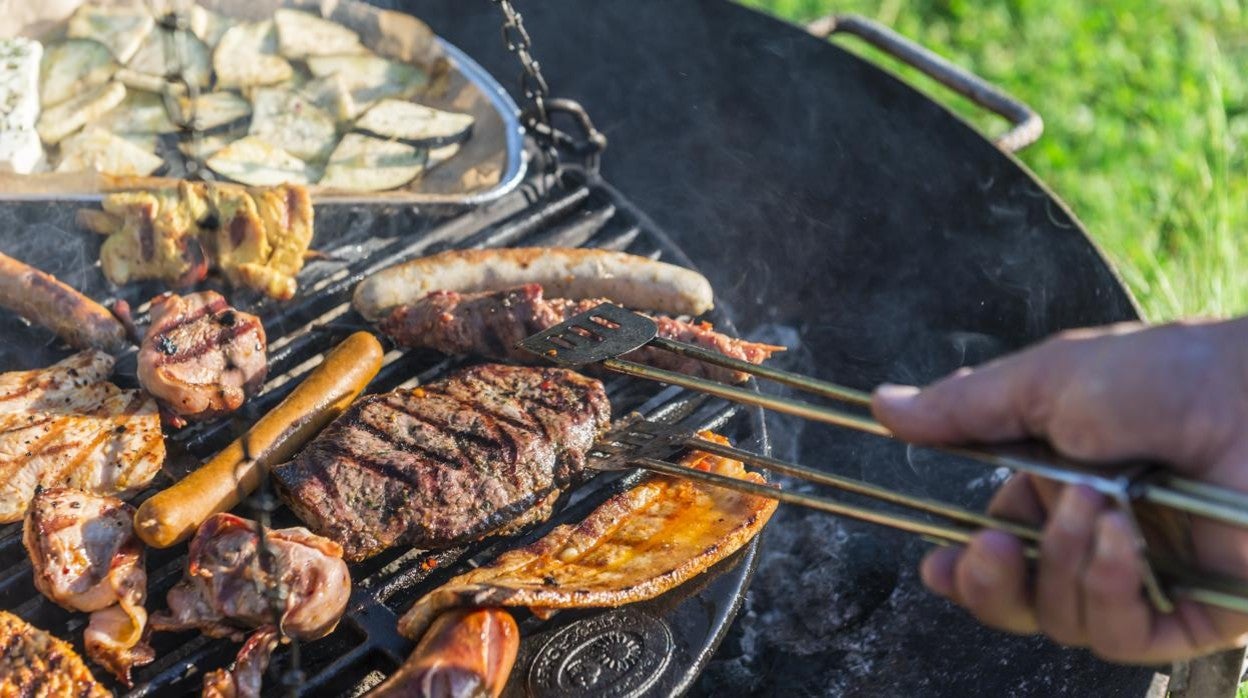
[379, 283, 783, 383]
[23, 487, 154, 686]
[272, 363, 611, 561]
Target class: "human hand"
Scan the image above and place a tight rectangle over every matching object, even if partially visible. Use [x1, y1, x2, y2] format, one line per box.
[870, 319, 1248, 663]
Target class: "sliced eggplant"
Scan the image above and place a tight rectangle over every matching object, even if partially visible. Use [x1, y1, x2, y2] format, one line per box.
[188, 5, 230, 49]
[96, 90, 178, 134]
[177, 130, 240, 161]
[298, 75, 358, 122]
[37, 81, 127, 145]
[55, 127, 163, 176]
[355, 99, 474, 146]
[171, 91, 251, 132]
[427, 142, 461, 169]
[214, 21, 293, 89]
[273, 8, 366, 59]
[248, 87, 340, 163]
[206, 135, 312, 186]
[318, 133, 426, 191]
[40, 39, 118, 107]
[125, 29, 211, 89]
[306, 53, 426, 112]
[66, 4, 154, 64]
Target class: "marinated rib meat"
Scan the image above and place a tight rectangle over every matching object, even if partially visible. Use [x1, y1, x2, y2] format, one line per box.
[0, 350, 165, 523]
[138, 291, 267, 423]
[0, 610, 109, 697]
[379, 283, 782, 383]
[23, 488, 154, 685]
[272, 364, 611, 561]
[151, 513, 351, 642]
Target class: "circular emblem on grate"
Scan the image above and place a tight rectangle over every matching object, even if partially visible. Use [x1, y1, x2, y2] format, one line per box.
[528, 608, 674, 697]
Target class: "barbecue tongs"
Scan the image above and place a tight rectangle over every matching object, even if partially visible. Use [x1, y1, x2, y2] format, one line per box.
[518, 303, 1248, 615]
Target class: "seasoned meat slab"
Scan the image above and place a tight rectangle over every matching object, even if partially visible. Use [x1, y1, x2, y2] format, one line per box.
[138, 290, 267, 423]
[272, 364, 611, 561]
[379, 283, 782, 383]
[0, 610, 109, 697]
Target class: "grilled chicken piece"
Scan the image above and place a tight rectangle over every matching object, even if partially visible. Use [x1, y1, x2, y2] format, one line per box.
[151, 513, 351, 642]
[379, 283, 783, 383]
[273, 364, 611, 561]
[23, 487, 154, 685]
[0, 350, 165, 523]
[398, 434, 778, 639]
[79, 181, 313, 299]
[0, 610, 110, 697]
[138, 291, 267, 423]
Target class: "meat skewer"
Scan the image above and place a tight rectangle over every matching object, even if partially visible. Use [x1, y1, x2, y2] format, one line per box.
[23, 487, 155, 686]
[379, 283, 782, 383]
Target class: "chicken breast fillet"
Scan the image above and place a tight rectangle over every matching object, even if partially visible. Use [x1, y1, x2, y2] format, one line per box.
[0, 610, 109, 697]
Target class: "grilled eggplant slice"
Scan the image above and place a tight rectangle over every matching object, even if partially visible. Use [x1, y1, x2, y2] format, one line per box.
[213, 21, 293, 89]
[306, 53, 426, 111]
[248, 87, 339, 162]
[274, 8, 366, 59]
[187, 5, 230, 48]
[177, 130, 240, 161]
[125, 28, 211, 90]
[96, 90, 178, 134]
[37, 81, 127, 145]
[319, 133, 425, 191]
[40, 39, 118, 107]
[171, 91, 251, 132]
[55, 128, 163, 176]
[298, 75, 358, 122]
[355, 99, 474, 146]
[66, 4, 154, 64]
[398, 434, 778, 639]
[206, 135, 312, 186]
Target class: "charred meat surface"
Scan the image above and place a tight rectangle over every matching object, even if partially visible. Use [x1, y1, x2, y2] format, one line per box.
[202, 625, 281, 698]
[23, 487, 154, 686]
[0, 611, 111, 697]
[273, 363, 611, 561]
[379, 283, 782, 383]
[151, 513, 351, 642]
[0, 350, 164, 523]
[138, 290, 267, 423]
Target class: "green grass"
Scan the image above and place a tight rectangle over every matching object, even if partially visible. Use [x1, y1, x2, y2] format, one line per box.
[740, 0, 1248, 322]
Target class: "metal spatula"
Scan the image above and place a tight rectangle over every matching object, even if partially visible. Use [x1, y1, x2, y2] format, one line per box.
[519, 303, 1248, 615]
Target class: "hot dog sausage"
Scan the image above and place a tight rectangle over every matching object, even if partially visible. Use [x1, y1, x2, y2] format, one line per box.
[0, 251, 127, 353]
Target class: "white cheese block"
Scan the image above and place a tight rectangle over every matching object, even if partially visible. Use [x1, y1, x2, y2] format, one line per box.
[66, 4, 154, 64]
[318, 133, 426, 191]
[55, 127, 163, 176]
[0, 128, 46, 174]
[37, 81, 127, 145]
[355, 99, 473, 145]
[206, 135, 311, 186]
[0, 38, 41, 131]
[274, 8, 366, 59]
[248, 87, 339, 162]
[214, 21, 293, 89]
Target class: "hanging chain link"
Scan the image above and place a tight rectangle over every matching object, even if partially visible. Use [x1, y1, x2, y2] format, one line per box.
[491, 0, 606, 174]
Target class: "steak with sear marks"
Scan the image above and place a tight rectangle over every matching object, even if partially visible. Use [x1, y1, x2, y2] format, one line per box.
[272, 364, 611, 561]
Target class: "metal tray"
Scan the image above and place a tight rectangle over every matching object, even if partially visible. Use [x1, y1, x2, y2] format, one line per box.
[0, 0, 527, 206]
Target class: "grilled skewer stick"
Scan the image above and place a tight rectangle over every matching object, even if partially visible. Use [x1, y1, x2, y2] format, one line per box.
[519, 303, 1248, 616]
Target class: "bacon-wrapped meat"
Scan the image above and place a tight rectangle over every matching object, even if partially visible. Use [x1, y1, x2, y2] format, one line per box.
[22, 487, 154, 685]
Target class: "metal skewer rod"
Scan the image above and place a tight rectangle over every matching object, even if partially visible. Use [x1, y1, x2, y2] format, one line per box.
[600, 356, 1248, 529]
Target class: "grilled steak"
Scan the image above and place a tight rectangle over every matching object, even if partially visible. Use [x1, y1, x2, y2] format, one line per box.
[379, 283, 782, 383]
[272, 363, 611, 560]
[0, 610, 109, 697]
[0, 350, 164, 523]
[138, 291, 267, 423]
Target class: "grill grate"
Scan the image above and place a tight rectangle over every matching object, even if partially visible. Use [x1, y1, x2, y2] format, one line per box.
[0, 170, 768, 696]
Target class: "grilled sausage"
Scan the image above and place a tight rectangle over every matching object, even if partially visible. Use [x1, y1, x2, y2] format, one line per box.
[0, 251, 127, 352]
[134, 332, 384, 548]
[368, 609, 519, 698]
[352, 247, 715, 321]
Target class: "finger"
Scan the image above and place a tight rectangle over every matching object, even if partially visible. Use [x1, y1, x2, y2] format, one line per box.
[987, 473, 1047, 524]
[1035, 486, 1105, 647]
[952, 530, 1037, 635]
[871, 341, 1064, 445]
[1081, 511, 1153, 662]
[920, 546, 960, 601]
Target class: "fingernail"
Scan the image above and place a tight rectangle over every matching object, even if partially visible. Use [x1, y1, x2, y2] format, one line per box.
[967, 549, 1001, 587]
[875, 383, 920, 405]
[1095, 513, 1133, 562]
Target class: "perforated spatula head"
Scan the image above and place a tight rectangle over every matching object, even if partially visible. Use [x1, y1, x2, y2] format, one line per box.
[517, 303, 657, 367]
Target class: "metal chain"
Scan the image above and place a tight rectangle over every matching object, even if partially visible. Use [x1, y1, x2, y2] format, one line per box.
[490, 0, 607, 175]
[149, 0, 207, 179]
